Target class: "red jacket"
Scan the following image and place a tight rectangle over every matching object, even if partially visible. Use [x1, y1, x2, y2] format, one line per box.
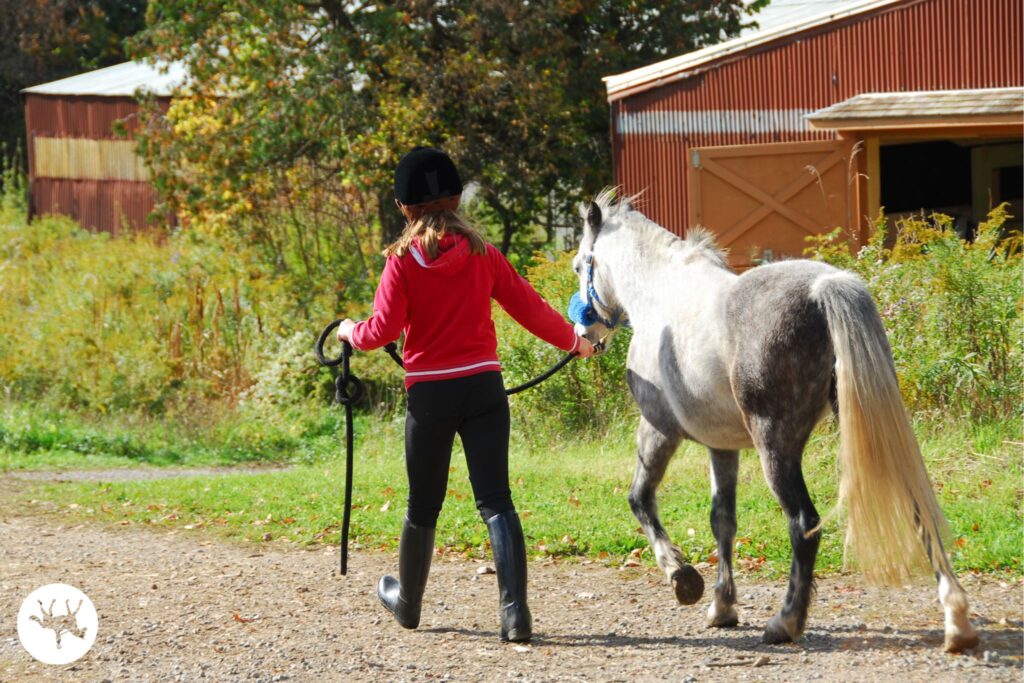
[351, 234, 580, 387]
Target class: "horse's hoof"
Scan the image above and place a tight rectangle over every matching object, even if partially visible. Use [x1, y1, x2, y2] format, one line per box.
[944, 626, 979, 653]
[704, 610, 737, 630]
[671, 565, 704, 605]
[762, 613, 800, 644]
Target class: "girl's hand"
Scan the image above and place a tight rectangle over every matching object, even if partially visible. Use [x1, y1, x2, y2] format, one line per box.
[575, 336, 597, 358]
[336, 319, 358, 344]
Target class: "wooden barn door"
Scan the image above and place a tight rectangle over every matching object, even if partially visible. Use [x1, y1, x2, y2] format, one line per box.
[688, 140, 860, 269]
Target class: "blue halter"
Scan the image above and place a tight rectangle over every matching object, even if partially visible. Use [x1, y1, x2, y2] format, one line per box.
[567, 253, 627, 330]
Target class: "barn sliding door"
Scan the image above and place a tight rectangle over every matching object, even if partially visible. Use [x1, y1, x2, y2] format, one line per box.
[688, 140, 860, 269]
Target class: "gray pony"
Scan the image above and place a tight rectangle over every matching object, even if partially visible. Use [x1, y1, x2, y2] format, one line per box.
[570, 190, 978, 653]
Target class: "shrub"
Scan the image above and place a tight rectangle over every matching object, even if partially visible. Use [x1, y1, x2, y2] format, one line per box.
[2, 196, 1016, 451]
[0, 213, 315, 414]
[805, 206, 1021, 420]
[494, 251, 636, 437]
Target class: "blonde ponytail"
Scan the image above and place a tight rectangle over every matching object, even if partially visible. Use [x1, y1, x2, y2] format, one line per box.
[384, 211, 488, 260]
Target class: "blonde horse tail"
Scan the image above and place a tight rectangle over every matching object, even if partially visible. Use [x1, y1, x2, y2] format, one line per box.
[811, 272, 949, 585]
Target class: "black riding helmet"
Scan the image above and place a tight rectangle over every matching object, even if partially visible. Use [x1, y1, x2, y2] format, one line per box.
[394, 147, 463, 206]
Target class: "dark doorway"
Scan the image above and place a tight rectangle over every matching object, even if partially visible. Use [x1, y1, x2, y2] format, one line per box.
[880, 141, 972, 215]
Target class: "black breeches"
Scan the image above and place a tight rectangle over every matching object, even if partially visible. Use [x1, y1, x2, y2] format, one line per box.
[404, 371, 514, 528]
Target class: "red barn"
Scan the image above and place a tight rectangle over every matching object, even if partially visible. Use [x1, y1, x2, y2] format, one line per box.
[605, 0, 1023, 267]
[22, 61, 183, 234]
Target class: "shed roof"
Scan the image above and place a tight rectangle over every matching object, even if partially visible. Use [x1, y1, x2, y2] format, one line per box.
[807, 87, 1024, 129]
[739, 0, 873, 36]
[604, 0, 904, 101]
[21, 60, 186, 98]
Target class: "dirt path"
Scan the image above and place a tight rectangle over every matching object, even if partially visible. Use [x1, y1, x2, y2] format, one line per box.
[0, 476, 1021, 682]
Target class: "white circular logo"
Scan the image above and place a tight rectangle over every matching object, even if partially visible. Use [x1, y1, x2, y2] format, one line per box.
[17, 584, 98, 665]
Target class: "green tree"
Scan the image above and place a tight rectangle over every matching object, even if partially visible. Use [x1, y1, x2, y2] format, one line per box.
[133, 1, 752, 256]
[0, 1, 146, 165]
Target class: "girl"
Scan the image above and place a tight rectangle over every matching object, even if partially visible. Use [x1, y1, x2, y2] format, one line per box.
[336, 147, 594, 642]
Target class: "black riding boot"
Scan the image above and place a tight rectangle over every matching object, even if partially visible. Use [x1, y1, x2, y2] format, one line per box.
[377, 518, 435, 629]
[486, 510, 532, 642]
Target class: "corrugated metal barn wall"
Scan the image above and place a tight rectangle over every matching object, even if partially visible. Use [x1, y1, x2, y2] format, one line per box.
[24, 93, 163, 234]
[611, 0, 1024, 234]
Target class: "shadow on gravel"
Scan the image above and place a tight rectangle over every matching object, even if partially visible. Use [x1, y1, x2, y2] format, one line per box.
[804, 625, 1018, 660]
[426, 622, 1022, 665]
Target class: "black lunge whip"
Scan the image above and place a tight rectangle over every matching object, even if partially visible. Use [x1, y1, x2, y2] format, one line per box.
[315, 319, 584, 575]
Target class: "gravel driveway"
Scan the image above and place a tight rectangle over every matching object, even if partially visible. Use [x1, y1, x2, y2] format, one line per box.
[0, 476, 1020, 682]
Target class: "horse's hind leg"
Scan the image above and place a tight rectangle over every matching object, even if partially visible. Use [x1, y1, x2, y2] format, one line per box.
[935, 546, 979, 651]
[915, 508, 979, 651]
[628, 417, 704, 605]
[706, 448, 740, 627]
[752, 426, 821, 644]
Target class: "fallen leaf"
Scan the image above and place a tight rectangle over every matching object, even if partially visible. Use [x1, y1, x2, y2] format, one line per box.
[261, 532, 272, 541]
[232, 613, 258, 624]
[379, 500, 391, 512]
[476, 565, 496, 575]
[567, 493, 581, 507]
[622, 559, 641, 568]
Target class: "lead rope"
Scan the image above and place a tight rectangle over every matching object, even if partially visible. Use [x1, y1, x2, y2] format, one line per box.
[314, 320, 365, 575]
[314, 318, 592, 574]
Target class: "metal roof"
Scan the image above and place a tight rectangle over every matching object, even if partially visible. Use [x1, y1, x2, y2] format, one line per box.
[604, 0, 905, 101]
[739, 0, 872, 36]
[807, 87, 1024, 127]
[21, 60, 186, 98]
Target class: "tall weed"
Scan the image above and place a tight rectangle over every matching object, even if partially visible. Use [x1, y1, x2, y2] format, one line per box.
[0, 143, 27, 223]
[805, 206, 1021, 420]
[0, 215, 323, 415]
[1, 198, 1017, 455]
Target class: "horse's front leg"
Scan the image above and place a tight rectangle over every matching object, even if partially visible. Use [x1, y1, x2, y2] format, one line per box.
[628, 418, 704, 605]
[707, 448, 740, 627]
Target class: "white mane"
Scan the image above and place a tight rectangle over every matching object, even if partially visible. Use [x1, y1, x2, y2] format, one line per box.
[583, 189, 728, 269]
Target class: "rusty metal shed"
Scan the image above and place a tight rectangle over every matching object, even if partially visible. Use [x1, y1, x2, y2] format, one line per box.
[22, 61, 185, 234]
[605, 0, 1024, 268]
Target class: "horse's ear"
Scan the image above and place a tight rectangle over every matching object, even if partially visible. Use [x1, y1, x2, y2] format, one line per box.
[587, 201, 603, 236]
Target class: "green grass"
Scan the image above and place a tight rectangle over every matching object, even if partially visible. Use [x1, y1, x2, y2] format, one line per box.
[15, 416, 1022, 577]
[0, 401, 371, 471]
